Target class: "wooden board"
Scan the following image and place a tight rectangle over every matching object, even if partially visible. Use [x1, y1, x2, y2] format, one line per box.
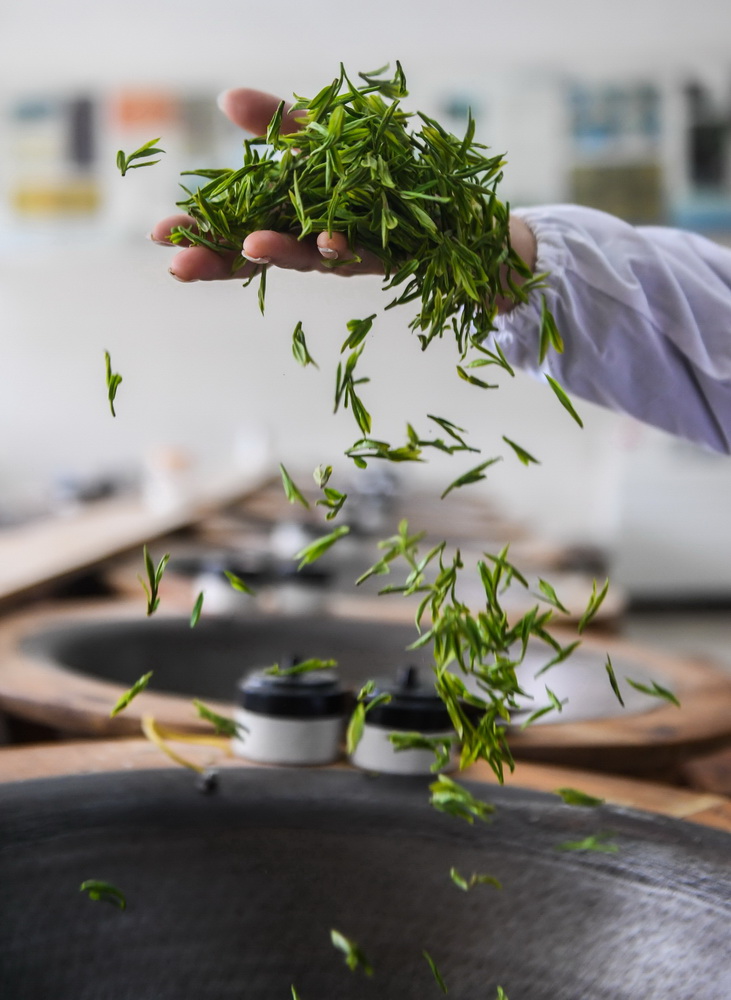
[0, 469, 273, 609]
[1, 737, 729, 833]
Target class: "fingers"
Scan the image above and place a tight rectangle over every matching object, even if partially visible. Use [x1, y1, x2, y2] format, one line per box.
[152, 219, 383, 281]
[167, 246, 253, 283]
[241, 230, 384, 276]
[315, 232, 383, 276]
[149, 214, 198, 246]
[217, 88, 304, 136]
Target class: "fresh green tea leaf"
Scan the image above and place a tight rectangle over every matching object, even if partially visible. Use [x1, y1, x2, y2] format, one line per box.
[190, 591, 204, 628]
[423, 951, 448, 994]
[341, 313, 377, 352]
[429, 775, 495, 824]
[116, 137, 165, 176]
[138, 546, 169, 616]
[449, 866, 501, 891]
[294, 525, 350, 569]
[557, 832, 619, 853]
[110, 671, 153, 717]
[291, 321, 319, 368]
[441, 458, 501, 499]
[104, 350, 123, 417]
[192, 699, 241, 737]
[604, 656, 625, 707]
[265, 658, 337, 676]
[80, 880, 127, 910]
[279, 463, 310, 508]
[626, 677, 681, 708]
[224, 570, 255, 595]
[538, 294, 564, 363]
[545, 375, 584, 428]
[502, 436, 540, 466]
[578, 578, 610, 633]
[330, 929, 373, 975]
[555, 787, 605, 808]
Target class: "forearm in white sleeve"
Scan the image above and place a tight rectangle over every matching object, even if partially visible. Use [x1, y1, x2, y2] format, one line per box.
[493, 204, 731, 453]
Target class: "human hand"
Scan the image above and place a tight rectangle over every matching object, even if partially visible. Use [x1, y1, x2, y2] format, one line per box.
[150, 88, 384, 282]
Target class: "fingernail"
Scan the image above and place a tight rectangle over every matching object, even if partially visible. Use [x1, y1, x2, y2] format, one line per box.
[169, 269, 197, 283]
[148, 233, 171, 246]
[242, 252, 271, 264]
[216, 90, 231, 113]
[318, 247, 339, 259]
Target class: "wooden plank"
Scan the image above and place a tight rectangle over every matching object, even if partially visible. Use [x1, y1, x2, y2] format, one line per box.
[0, 468, 273, 608]
[1, 738, 728, 832]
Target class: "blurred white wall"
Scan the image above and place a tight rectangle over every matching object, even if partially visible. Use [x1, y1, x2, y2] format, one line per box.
[1, 0, 731, 569]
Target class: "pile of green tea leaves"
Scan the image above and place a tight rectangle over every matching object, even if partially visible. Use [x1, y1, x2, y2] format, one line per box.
[171, 62, 554, 356]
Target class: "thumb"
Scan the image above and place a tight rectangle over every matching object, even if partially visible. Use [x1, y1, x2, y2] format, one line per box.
[217, 88, 304, 136]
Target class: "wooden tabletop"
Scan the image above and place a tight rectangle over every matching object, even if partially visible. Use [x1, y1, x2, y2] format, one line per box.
[0, 468, 272, 609]
[1, 737, 729, 833]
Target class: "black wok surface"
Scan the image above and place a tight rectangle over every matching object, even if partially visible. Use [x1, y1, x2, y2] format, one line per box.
[1, 768, 730, 999]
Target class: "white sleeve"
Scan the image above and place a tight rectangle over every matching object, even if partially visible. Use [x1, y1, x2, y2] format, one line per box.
[493, 204, 731, 453]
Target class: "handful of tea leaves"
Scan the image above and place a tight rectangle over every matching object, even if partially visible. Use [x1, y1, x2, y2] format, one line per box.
[171, 62, 549, 356]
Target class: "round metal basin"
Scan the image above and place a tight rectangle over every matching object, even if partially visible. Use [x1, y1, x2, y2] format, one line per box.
[5, 602, 731, 777]
[1, 767, 729, 999]
[18, 610, 651, 721]
[21, 611, 427, 702]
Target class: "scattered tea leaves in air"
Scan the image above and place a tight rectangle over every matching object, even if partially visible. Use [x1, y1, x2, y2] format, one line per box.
[626, 678, 680, 708]
[134, 64, 638, 830]
[520, 687, 568, 726]
[578, 578, 610, 633]
[536, 579, 570, 614]
[449, 867, 502, 891]
[346, 682, 392, 753]
[192, 699, 240, 737]
[456, 365, 497, 390]
[291, 321, 318, 368]
[423, 951, 448, 994]
[116, 137, 165, 176]
[294, 525, 350, 569]
[604, 656, 625, 707]
[341, 314, 377, 352]
[190, 591, 204, 627]
[346, 701, 367, 754]
[495, 989, 510, 1000]
[330, 929, 373, 976]
[224, 570, 255, 595]
[291, 987, 302, 1000]
[389, 732, 455, 771]
[80, 880, 126, 910]
[429, 776, 495, 824]
[110, 671, 153, 717]
[317, 485, 348, 520]
[557, 831, 619, 853]
[441, 458, 501, 499]
[555, 787, 605, 808]
[545, 374, 584, 428]
[538, 293, 564, 363]
[104, 350, 123, 417]
[279, 463, 310, 508]
[313, 464, 332, 487]
[502, 436, 540, 466]
[138, 545, 169, 616]
[265, 658, 337, 676]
